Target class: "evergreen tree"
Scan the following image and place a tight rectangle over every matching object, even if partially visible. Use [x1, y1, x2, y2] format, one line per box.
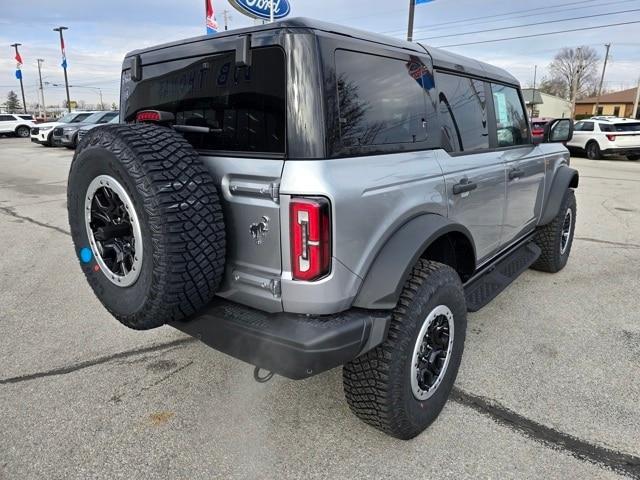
[5, 90, 22, 113]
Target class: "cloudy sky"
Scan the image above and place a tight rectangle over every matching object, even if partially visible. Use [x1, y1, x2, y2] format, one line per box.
[2, 0, 639, 108]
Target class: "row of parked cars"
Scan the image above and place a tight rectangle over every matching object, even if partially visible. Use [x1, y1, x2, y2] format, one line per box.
[531, 116, 640, 160]
[30, 110, 119, 148]
[0, 110, 118, 149]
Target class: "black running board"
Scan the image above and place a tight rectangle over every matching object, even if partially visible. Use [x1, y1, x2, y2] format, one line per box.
[464, 241, 541, 312]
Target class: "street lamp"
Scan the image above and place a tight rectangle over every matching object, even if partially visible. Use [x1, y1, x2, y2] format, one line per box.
[53, 26, 71, 112]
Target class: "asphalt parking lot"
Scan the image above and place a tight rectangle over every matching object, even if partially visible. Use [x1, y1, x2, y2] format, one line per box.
[1, 137, 639, 479]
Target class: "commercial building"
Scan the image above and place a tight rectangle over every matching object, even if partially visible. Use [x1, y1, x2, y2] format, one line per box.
[575, 87, 640, 119]
[522, 89, 572, 119]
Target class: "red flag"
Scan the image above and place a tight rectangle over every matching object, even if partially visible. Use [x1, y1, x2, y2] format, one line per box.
[15, 52, 23, 65]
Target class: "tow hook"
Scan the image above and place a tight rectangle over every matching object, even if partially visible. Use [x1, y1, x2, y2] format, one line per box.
[253, 366, 274, 383]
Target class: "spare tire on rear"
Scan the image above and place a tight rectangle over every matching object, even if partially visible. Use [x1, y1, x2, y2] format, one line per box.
[67, 123, 226, 330]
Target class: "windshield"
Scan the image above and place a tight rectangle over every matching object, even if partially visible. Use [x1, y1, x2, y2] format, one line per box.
[82, 112, 106, 123]
[57, 113, 77, 123]
[108, 115, 120, 124]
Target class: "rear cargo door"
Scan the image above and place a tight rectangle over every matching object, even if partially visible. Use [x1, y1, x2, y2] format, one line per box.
[121, 44, 286, 312]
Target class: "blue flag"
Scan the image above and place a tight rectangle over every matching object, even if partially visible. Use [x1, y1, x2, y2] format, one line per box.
[15, 69, 22, 80]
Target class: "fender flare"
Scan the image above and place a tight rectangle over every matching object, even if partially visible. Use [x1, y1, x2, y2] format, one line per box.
[539, 166, 579, 226]
[352, 214, 476, 310]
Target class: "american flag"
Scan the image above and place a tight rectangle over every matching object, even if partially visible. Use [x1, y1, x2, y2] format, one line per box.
[15, 51, 23, 80]
[60, 36, 68, 69]
[206, 0, 219, 35]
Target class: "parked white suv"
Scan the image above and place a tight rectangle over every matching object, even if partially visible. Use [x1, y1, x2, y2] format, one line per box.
[0, 113, 36, 138]
[567, 117, 640, 160]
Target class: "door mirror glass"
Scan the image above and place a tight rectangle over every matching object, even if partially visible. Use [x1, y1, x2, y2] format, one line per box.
[544, 118, 573, 143]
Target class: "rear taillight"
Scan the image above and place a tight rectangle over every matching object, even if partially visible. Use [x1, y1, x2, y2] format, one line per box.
[135, 110, 175, 123]
[290, 197, 331, 281]
[606, 134, 617, 141]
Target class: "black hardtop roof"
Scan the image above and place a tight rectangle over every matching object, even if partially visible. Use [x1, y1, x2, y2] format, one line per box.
[125, 17, 517, 86]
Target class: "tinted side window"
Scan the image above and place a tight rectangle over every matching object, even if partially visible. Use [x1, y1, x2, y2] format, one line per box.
[125, 47, 286, 154]
[335, 50, 434, 150]
[0, 115, 15, 121]
[599, 123, 614, 132]
[573, 122, 584, 131]
[582, 121, 594, 132]
[436, 72, 489, 153]
[490, 83, 530, 147]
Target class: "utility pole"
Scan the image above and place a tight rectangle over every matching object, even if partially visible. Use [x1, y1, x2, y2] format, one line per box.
[98, 88, 104, 110]
[530, 65, 538, 118]
[223, 9, 231, 30]
[53, 26, 71, 112]
[594, 43, 611, 116]
[571, 47, 583, 120]
[407, 0, 416, 42]
[633, 76, 640, 120]
[37, 59, 47, 121]
[10, 43, 28, 114]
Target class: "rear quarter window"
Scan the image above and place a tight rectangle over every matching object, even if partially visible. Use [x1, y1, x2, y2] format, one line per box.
[332, 50, 438, 156]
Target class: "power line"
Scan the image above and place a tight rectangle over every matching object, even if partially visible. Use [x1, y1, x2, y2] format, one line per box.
[408, 0, 640, 34]
[434, 20, 640, 48]
[418, 7, 640, 40]
[381, 0, 607, 35]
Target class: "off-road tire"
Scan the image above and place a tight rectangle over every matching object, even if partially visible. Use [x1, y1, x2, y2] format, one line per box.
[67, 123, 226, 330]
[531, 189, 576, 273]
[586, 141, 602, 160]
[343, 260, 467, 440]
[15, 126, 30, 138]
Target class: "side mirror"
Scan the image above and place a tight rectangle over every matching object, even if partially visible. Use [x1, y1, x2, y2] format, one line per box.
[543, 118, 574, 143]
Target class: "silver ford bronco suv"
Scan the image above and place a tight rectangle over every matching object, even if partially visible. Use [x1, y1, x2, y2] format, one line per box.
[67, 18, 578, 439]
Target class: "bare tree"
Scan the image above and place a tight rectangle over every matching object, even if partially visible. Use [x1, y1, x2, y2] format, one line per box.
[546, 47, 600, 101]
[537, 76, 568, 99]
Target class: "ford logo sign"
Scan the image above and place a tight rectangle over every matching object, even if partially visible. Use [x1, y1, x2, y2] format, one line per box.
[229, 0, 291, 20]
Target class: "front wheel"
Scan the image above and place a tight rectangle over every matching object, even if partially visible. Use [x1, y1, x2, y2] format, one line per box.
[531, 190, 577, 273]
[343, 260, 467, 440]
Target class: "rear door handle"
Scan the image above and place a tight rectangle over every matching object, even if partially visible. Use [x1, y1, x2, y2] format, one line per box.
[509, 168, 524, 180]
[452, 178, 478, 195]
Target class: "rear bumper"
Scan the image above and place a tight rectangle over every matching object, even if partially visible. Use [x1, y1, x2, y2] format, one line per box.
[170, 298, 391, 380]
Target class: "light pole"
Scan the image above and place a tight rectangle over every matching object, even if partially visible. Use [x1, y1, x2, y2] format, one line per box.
[10, 43, 28, 113]
[53, 26, 71, 112]
[270, 0, 275, 23]
[70, 85, 104, 110]
[37, 59, 47, 120]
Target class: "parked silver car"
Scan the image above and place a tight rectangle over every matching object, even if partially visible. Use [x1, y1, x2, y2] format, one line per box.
[52, 111, 119, 148]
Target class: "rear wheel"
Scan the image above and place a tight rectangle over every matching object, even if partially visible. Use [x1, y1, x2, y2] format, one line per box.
[586, 141, 602, 160]
[627, 154, 639, 161]
[343, 260, 466, 440]
[15, 126, 30, 138]
[67, 123, 226, 329]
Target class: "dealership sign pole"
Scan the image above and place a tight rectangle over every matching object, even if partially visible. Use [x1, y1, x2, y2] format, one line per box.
[408, 0, 436, 42]
[53, 26, 72, 113]
[228, 0, 291, 22]
[10, 43, 27, 113]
